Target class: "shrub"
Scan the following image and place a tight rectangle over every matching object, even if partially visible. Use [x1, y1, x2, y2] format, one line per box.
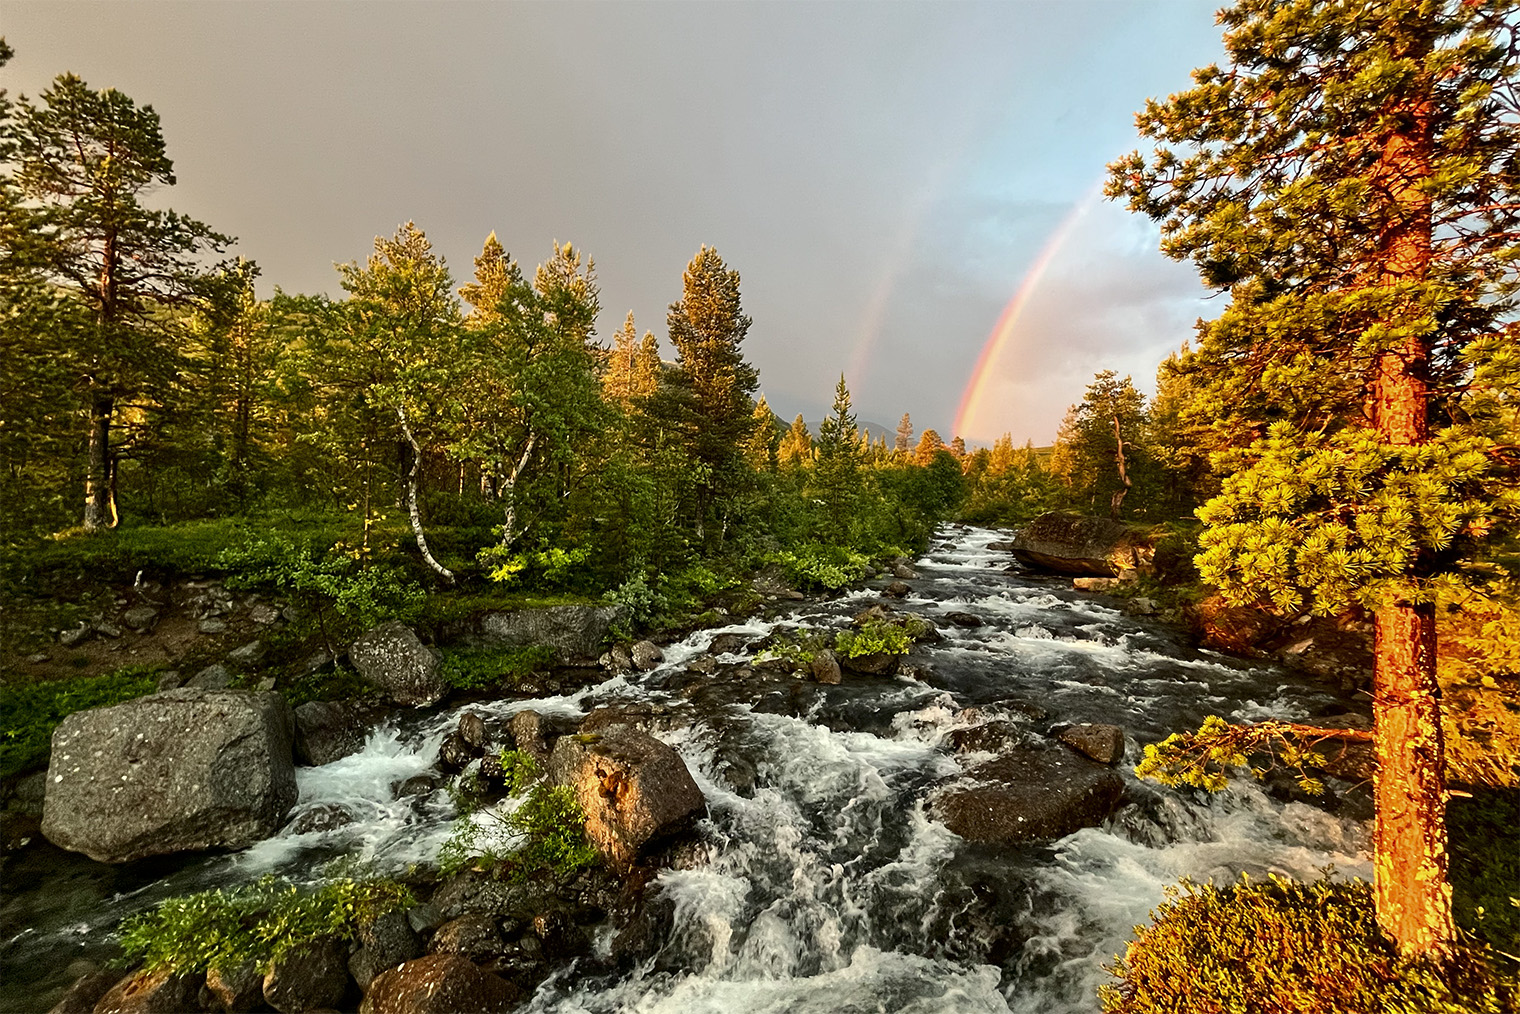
[439, 749, 598, 881]
[117, 874, 413, 975]
[768, 544, 871, 592]
[438, 645, 557, 692]
[834, 618, 915, 659]
[0, 665, 160, 777]
[1100, 876, 1516, 1014]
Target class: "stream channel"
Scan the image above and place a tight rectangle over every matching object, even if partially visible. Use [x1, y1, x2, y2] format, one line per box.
[0, 525, 1373, 1013]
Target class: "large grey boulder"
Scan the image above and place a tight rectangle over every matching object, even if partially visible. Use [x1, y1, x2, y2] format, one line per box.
[1008, 512, 1152, 577]
[350, 621, 448, 707]
[548, 722, 704, 869]
[472, 605, 623, 660]
[41, 689, 297, 863]
[930, 747, 1124, 844]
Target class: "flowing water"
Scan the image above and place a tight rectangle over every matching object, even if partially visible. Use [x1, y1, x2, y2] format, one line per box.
[0, 526, 1372, 1012]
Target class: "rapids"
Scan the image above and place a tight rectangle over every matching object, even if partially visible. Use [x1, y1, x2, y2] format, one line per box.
[0, 525, 1371, 1012]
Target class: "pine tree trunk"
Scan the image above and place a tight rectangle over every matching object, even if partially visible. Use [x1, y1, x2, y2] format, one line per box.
[1367, 83, 1455, 957]
[395, 406, 454, 585]
[82, 390, 113, 531]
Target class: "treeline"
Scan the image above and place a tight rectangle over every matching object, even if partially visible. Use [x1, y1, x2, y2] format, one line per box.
[0, 50, 977, 599]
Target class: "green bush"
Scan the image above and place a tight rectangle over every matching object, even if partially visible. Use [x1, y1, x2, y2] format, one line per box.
[1101, 876, 1517, 1014]
[1450, 788, 1520, 959]
[0, 666, 160, 777]
[768, 544, 871, 592]
[438, 645, 557, 692]
[117, 874, 413, 975]
[834, 618, 915, 659]
[439, 749, 598, 881]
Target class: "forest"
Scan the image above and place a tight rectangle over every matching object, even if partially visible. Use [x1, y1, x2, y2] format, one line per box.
[2, 2, 1520, 1013]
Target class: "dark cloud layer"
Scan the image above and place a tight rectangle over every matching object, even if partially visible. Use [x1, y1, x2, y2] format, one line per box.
[2, 1, 1225, 443]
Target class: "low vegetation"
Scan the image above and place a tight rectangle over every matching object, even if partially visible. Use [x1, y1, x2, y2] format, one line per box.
[0, 665, 161, 778]
[439, 749, 598, 881]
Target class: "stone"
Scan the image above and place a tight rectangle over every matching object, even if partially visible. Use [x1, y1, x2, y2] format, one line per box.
[41, 689, 297, 863]
[361, 909, 422, 970]
[227, 640, 266, 664]
[838, 651, 900, 677]
[1009, 512, 1153, 577]
[248, 603, 281, 625]
[155, 671, 185, 693]
[59, 623, 92, 647]
[93, 621, 123, 639]
[91, 969, 201, 1014]
[809, 648, 842, 685]
[204, 960, 263, 1013]
[548, 727, 705, 869]
[601, 644, 633, 672]
[284, 802, 355, 835]
[1057, 723, 1127, 765]
[949, 719, 1027, 755]
[293, 700, 376, 766]
[1123, 596, 1159, 616]
[883, 581, 911, 598]
[1072, 577, 1120, 592]
[27, 652, 49, 664]
[891, 560, 918, 580]
[707, 633, 746, 656]
[472, 605, 623, 660]
[186, 663, 234, 690]
[944, 611, 983, 628]
[531, 909, 589, 960]
[508, 710, 551, 764]
[458, 712, 489, 751]
[1189, 594, 1283, 655]
[630, 640, 664, 671]
[262, 939, 348, 1013]
[198, 618, 229, 635]
[931, 747, 1125, 844]
[46, 969, 123, 1014]
[350, 622, 448, 707]
[438, 732, 475, 771]
[121, 605, 159, 631]
[395, 774, 439, 798]
[360, 954, 519, 1014]
[429, 914, 506, 962]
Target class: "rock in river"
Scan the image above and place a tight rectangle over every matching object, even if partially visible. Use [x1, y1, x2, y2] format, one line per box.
[41, 688, 297, 863]
[1008, 512, 1152, 577]
[350, 621, 448, 707]
[931, 747, 1124, 844]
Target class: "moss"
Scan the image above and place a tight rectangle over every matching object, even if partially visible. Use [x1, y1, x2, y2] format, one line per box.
[1101, 876, 1517, 1014]
[0, 665, 161, 777]
[438, 645, 557, 692]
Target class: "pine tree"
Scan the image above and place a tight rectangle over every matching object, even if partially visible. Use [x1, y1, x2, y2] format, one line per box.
[603, 311, 661, 408]
[1109, 0, 1520, 956]
[7, 70, 231, 529]
[913, 429, 945, 467]
[745, 395, 780, 471]
[949, 435, 967, 462]
[1047, 371, 1151, 519]
[894, 412, 914, 456]
[777, 414, 813, 468]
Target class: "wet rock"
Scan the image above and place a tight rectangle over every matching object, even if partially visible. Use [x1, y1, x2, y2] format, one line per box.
[944, 611, 983, 628]
[42, 689, 297, 863]
[883, 581, 911, 598]
[458, 712, 489, 751]
[204, 960, 262, 1013]
[1187, 594, 1284, 655]
[91, 969, 201, 1014]
[1057, 723, 1126, 765]
[59, 623, 92, 647]
[198, 618, 229, 635]
[186, 663, 234, 690]
[430, 914, 506, 962]
[46, 968, 122, 1014]
[949, 719, 1027, 754]
[285, 802, 355, 835]
[361, 954, 519, 1014]
[1123, 596, 1159, 616]
[350, 622, 448, 707]
[531, 909, 589, 960]
[548, 728, 705, 869]
[838, 651, 901, 677]
[931, 747, 1125, 844]
[394, 774, 439, 798]
[227, 640, 266, 665]
[686, 655, 718, 675]
[1072, 577, 1119, 592]
[412, 871, 559, 929]
[508, 710, 552, 764]
[630, 640, 665, 671]
[986, 540, 1017, 552]
[472, 605, 623, 661]
[294, 700, 377, 767]
[248, 603, 281, 625]
[600, 644, 633, 673]
[482, 937, 548, 991]
[263, 938, 348, 1013]
[1009, 512, 1153, 577]
[121, 605, 159, 631]
[809, 648, 842, 685]
[707, 633, 746, 656]
[438, 732, 475, 771]
[892, 560, 918, 580]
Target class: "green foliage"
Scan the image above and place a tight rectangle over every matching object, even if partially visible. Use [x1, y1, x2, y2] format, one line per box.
[0, 665, 160, 777]
[768, 544, 871, 592]
[834, 618, 915, 660]
[278, 665, 377, 709]
[1135, 714, 1336, 796]
[438, 645, 556, 692]
[756, 628, 830, 669]
[1449, 788, 1520, 961]
[479, 545, 595, 590]
[117, 874, 413, 975]
[1196, 426, 1516, 616]
[438, 757, 597, 881]
[217, 532, 424, 629]
[1101, 876, 1516, 1014]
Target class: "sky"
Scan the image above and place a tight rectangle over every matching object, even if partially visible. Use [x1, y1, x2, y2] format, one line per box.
[2, 1, 1228, 445]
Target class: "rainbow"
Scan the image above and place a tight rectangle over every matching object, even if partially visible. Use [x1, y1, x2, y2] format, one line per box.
[952, 182, 1106, 442]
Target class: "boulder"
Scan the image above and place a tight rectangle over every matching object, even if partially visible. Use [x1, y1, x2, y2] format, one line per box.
[1189, 594, 1284, 655]
[931, 747, 1125, 844]
[91, 969, 201, 1014]
[839, 651, 901, 677]
[42, 689, 297, 863]
[204, 961, 262, 1013]
[293, 699, 377, 766]
[548, 727, 705, 869]
[1008, 512, 1152, 577]
[121, 605, 159, 632]
[891, 560, 918, 580]
[1072, 577, 1120, 592]
[472, 605, 622, 660]
[508, 709, 552, 765]
[46, 969, 123, 1014]
[227, 640, 267, 665]
[883, 581, 911, 598]
[186, 663, 235, 690]
[944, 611, 983, 628]
[707, 633, 746, 656]
[350, 622, 448, 707]
[262, 939, 348, 1013]
[630, 640, 665, 671]
[809, 648, 842, 685]
[1057, 723, 1126, 765]
[360, 955, 519, 1014]
[429, 914, 506, 962]
[458, 712, 489, 751]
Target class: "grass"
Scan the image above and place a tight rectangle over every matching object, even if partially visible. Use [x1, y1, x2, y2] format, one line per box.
[0, 665, 161, 778]
[438, 645, 558, 692]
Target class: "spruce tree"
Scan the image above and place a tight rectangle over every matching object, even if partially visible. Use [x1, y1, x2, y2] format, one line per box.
[778, 414, 813, 468]
[1110, 0, 1520, 956]
[894, 412, 914, 456]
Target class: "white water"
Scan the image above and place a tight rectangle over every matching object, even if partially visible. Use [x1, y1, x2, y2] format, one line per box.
[2, 526, 1371, 1012]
